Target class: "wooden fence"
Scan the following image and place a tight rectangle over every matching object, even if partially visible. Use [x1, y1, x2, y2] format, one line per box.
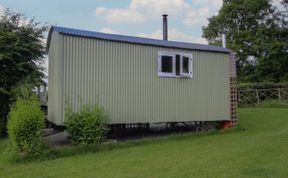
[238, 88, 288, 105]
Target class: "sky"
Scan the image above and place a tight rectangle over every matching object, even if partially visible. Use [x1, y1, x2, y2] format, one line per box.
[0, 0, 283, 79]
[0, 0, 225, 44]
[0, 0, 225, 81]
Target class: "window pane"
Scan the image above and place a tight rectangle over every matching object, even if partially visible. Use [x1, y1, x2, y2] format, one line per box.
[161, 55, 173, 73]
[182, 56, 189, 73]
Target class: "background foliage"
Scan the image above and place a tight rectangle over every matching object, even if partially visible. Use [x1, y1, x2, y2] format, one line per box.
[238, 82, 288, 90]
[203, 0, 288, 83]
[0, 9, 47, 136]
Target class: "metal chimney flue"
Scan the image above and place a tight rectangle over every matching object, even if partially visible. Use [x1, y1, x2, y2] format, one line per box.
[162, 14, 168, 41]
[222, 33, 226, 48]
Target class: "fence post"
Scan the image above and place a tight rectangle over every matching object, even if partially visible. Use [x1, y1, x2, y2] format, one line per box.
[278, 88, 281, 103]
[256, 89, 260, 104]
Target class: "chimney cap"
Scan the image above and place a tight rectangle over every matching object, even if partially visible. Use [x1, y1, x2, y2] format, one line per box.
[162, 14, 168, 17]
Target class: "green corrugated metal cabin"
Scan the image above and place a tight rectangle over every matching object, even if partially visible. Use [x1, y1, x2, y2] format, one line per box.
[46, 25, 237, 126]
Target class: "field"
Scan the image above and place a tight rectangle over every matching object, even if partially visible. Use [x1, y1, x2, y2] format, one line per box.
[0, 108, 288, 178]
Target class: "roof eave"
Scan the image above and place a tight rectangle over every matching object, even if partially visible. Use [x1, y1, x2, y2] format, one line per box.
[46, 26, 55, 52]
[46, 26, 232, 54]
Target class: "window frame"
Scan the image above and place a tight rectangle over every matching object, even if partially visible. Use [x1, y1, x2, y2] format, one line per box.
[157, 51, 193, 78]
[180, 53, 193, 78]
[158, 51, 176, 77]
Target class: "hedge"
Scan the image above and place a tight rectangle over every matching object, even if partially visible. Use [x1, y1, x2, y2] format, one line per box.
[7, 94, 45, 159]
[65, 103, 108, 145]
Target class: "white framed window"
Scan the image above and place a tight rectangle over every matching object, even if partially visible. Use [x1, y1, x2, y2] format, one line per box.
[180, 53, 193, 78]
[158, 51, 176, 77]
[158, 51, 193, 78]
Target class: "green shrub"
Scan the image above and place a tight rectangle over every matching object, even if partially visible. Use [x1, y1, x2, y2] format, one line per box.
[0, 116, 7, 137]
[65, 104, 108, 145]
[7, 92, 45, 159]
[239, 100, 288, 108]
[256, 100, 288, 108]
[238, 82, 288, 90]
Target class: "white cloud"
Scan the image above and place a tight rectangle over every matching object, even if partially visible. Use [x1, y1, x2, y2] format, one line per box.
[95, 0, 222, 27]
[193, 37, 208, 44]
[192, 0, 223, 9]
[129, 0, 189, 18]
[95, 0, 190, 24]
[183, 7, 210, 26]
[95, 7, 106, 15]
[182, 0, 223, 27]
[96, 6, 145, 24]
[138, 28, 208, 44]
[94, 0, 220, 44]
[137, 29, 162, 39]
[99, 27, 118, 34]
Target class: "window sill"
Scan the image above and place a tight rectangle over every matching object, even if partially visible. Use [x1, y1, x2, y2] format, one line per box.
[158, 74, 193, 79]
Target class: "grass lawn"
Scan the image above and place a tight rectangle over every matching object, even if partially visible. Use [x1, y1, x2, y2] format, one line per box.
[0, 108, 288, 178]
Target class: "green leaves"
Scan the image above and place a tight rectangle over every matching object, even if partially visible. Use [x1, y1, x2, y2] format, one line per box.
[203, 0, 288, 82]
[0, 9, 47, 136]
[65, 104, 108, 146]
[7, 85, 45, 159]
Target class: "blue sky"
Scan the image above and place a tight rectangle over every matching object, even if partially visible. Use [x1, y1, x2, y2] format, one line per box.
[0, 0, 224, 78]
[0, 0, 224, 44]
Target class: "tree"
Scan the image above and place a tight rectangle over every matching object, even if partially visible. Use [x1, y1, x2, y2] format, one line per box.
[0, 9, 47, 136]
[202, 0, 288, 82]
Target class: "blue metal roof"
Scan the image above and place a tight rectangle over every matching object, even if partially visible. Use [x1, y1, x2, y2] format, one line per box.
[47, 26, 231, 53]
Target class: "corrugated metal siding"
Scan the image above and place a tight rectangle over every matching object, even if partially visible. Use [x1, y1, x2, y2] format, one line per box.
[48, 32, 230, 125]
[47, 32, 63, 125]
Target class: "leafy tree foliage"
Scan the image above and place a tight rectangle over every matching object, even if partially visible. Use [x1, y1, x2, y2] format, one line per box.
[203, 0, 288, 82]
[0, 9, 47, 136]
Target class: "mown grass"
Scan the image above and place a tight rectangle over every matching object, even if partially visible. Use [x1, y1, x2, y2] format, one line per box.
[0, 108, 288, 178]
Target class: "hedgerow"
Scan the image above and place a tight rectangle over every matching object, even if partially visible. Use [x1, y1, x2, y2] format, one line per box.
[238, 82, 288, 90]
